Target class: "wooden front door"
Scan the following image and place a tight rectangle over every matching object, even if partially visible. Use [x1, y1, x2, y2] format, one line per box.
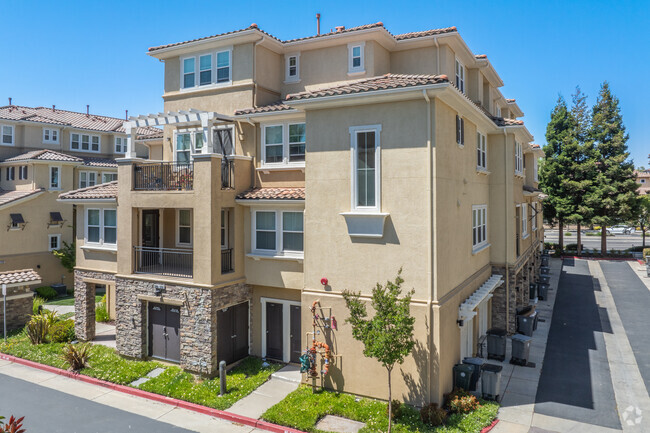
[290, 305, 301, 363]
[141, 210, 160, 267]
[148, 303, 181, 362]
[217, 302, 249, 365]
[266, 302, 283, 360]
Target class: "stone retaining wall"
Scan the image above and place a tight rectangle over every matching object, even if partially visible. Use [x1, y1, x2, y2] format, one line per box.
[0, 286, 34, 331]
[74, 270, 116, 341]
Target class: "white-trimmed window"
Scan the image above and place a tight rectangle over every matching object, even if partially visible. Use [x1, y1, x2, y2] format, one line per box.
[181, 49, 232, 89]
[533, 158, 539, 182]
[532, 203, 538, 231]
[455, 58, 465, 93]
[477, 132, 487, 170]
[48, 234, 61, 251]
[515, 141, 523, 175]
[176, 209, 192, 246]
[496, 106, 502, 117]
[49, 166, 60, 190]
[522, 203, 528, 237]
[5, 166, 15, 181]
[71, 133, 100, 153]
[18, 165, 28, 180]
[285, 54, 300, 82]
[262, 122, 306, 165]
[350, 124, 381, 211]
[253, 210, 304, 255]
[174, 130, 204, 163]
[43, 128, 59, 144]
[472, 205, 488, 251]
[114, 136, 127, 153]
[79, 171, 97, 189]
[1, 125, 14, 146]
[102, 172, 117, 183]
[85, 207, 116, 247]
[348, 42, 365, 74]
[456, 115, 465, 146]
[221, 209, 228, 249]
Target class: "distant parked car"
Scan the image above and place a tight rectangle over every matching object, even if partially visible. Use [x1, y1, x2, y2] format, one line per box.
[608, 225, 635, 235]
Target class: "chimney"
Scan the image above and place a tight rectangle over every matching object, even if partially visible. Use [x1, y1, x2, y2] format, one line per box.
[316, 13, 321, 35]
[335, 25, 345, 32]
[86, 104, 89, 117]
[8, 97, 12, 106]
[52, 105, 55, 112]
[125, 109, 128, 120]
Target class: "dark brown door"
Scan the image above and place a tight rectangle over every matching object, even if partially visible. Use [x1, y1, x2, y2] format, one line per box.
[217, 302, 249, 365]
[149, 303, 165, 359]
[165, 305, 181, 362]
[266, 302, 283, 360]
[141, 210, 160, 268]
[233, 302, 249, 361]
[148, 303, 181, 362]
[290, 305, 301, 363]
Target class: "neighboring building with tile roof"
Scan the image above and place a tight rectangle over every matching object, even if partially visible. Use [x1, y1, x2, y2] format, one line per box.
[72, 20, 544, 408]
[635, 170, 650, 195]
[0, 268, 42, 331]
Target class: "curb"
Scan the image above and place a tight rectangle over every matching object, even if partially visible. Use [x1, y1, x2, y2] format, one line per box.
[561, 256, 638, 262]
[0, 353, 304, 433]
[480, 419, 499, 432]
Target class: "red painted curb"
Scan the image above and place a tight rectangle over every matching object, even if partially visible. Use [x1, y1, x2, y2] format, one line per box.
[480, 418, 499, 432]
[561, 256, 638, 262]
[0, 353, 304, 433]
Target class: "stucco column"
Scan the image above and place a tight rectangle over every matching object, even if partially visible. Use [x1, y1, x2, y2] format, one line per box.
[74, 277, 95, 341]
[192, 154, 220, 285]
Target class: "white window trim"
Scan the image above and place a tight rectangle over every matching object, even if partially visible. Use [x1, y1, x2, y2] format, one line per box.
[221, 209, 229, 249]
[114, 136, 127, 154]
[260, 297, 301, 363]
[5, 166, 15, 181]
[79, 171, 98, 189]
[102, 172, 117, 183]
[1, 124, 15, 146]
[476, 131, 487, 171]
[180, 48, 233, 91]
[42, 128, 60, 144]
[515, 141, 524, 176]
[533, 158, 539, 182]
[285, 53, 300, 83]
[70, 132, 101, 153]
[84, 206, 117, 249]
[472, 205, 489, 253]
[49, 165, 61, 190]
[522, 203, 529, 238]
[48, 234, 61, 252]
[261, 122, 306, 168]
[350, 124, 382, 212]
[532, 203, 538, 232]
[176, 208, 193, 247]
[18, 165, 28, 180]
[455, 58, 465, 94]
[456, 115, 465, 148]
[251, 209, 304, 258]
[347, 42, 365, 75]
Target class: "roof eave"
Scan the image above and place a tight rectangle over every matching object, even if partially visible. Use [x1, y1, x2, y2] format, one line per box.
[235, 199, 305, 206]
[57, 198, 116, 204]
[0, 190, 45, 210]
[148, 29, 276, 58]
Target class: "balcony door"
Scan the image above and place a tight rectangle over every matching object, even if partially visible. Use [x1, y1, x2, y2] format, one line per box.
[142, 210, 160, 268]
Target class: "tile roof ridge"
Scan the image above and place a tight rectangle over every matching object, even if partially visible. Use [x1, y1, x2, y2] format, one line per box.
[59, 180, 117, 198]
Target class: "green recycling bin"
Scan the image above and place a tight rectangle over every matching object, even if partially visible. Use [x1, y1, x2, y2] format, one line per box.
[453, 363, 473, 390]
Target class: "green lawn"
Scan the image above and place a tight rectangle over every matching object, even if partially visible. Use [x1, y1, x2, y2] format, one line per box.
[262, 385, 499, 433]
[45, 295, 103, 306]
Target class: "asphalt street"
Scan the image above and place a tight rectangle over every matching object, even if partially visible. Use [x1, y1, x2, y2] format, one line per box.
[544, 229, 648, 251]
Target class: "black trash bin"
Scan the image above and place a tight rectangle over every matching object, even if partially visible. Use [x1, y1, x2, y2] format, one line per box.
[539, 274, 550, 285]
[529, 283, 537, 301]
[517, 313, 535, 336]
[541, 256, 550, 267]
[481, 364, 503, 401]
[453, 363, 474, 390]
[462, 357, 485, 391]
[538, 283, 549, 300]
[511, 334, 532, 366]
[51, 284, 66, 297]
[540, 266, 550, 275]
[486, 328, 507, 361]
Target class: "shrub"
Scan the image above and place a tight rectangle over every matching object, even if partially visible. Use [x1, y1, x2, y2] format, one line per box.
[565, 232, 572, 236]
[0, 415, 25, 433]
[386, 400, 404, 420]
[52, 240, 75, 273]
[35, 286, 57, 301]
[49, 319, 75, 343]
[95, 301, 110, 323]
[40, 309, 59, 326]
[26, 315, 50, 345]
[565, 243, 584, 251]
[62, 343, 91, 371]
[644, 248, 650, 260]
[32, 297, 46, 315]
[420, 402, 447, 426]
[448, 394, 480, 414]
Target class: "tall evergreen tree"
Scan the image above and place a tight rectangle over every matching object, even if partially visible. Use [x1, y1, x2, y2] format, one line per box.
[589, 82, 639, 253]
[539, 96, 574, 250]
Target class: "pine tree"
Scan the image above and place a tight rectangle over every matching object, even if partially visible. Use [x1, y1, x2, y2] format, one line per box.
[589, 82, 639, 254]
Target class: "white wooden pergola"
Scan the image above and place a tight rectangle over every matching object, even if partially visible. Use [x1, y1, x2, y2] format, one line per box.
[122, 109, 234, 157]
[458, 274, 503, 321]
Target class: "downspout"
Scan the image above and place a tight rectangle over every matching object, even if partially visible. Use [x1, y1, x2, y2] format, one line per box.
[503, 128, 510, 330]
[423, 89, 435, 404]
[253, 36, 265, 107]
[434, 38, 440, 75]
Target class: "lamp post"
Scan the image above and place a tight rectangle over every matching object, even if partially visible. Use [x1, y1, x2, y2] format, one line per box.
[2, 283, 6, 343]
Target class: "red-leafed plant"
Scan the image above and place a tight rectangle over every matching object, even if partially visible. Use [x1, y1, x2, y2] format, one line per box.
[0, 415, 26, 433]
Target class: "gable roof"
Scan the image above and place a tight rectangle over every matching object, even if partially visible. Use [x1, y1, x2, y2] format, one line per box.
[81, 157, 117, 168]
[0, 269, 41, 286]
[234, 102, 295, 116]
[4, 149, 83, 163]
[0, 188, 44, 208]
[58, 181, 118, 201]
[236, 187, 305, 201]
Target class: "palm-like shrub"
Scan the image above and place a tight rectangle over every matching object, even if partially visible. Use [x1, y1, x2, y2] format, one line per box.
[26, 315, 50, 345]
[62, 343, 91, 371]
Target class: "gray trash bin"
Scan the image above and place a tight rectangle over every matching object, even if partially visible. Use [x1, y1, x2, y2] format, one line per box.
[481, 363, 503, 401]
[529, 283, 537, 300]
[486, 328, 507, 361]
[541, 256, 550, 267]
[540, 266, 550, 275]
[540, 274, 550, 285]
[538, 283, 549, 300]
[511, 334, 532, 366]
[51, 284, 66, 297]
[462, 357, 485, 391]
[453, 363, 474, 390]
[517, 313, 535, 336]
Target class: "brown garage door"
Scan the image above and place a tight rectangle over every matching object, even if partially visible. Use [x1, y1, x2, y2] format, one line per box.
[217, 302, 249, 365]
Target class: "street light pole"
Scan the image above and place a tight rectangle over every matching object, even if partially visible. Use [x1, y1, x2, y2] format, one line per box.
[2, 283, 6, 343]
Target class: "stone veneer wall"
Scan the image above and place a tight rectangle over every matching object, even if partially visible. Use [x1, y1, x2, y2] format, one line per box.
[115, 277, 250, 375]
[74, 270, 116, 341]
[0, 286, 34, 331]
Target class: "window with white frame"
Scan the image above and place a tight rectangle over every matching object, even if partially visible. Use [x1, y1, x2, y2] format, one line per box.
[472, 205, 488, 251]
[18, 165, 28, 180]
[348, 43, 365, 74]
[286, 54, 300, 82]
[48, 234, 61, 251]
[114, 136, 127, 153]
[455, 58, 465, 93]
[174, 130, 204, 163]
[71, 133, 100, 152]
[86, 208, 116, 246]
[533, 158, 539, 182]
[181, 49, 231, 89]
[43, 128, 59, 144]
[262, 122, 306, 165]
[476, 132, 487, 170]
[176, 209, 192, 246]
[1, 125, 14, 145]
[522, 203, 528, 237]
[456, 115, 465, 146]
[532, 203, 538, 231]
[5, 166, 15, 181]
[49, 166, 60, 190]
[253, 210, 304, 255]
[79, 171, 97, 189]
[350, 124, 381, 210]
[102, 172, 117, 183]
[221, 209, 228, 249]
[496, 106, 501, 117]
[515, 141, 523, 175]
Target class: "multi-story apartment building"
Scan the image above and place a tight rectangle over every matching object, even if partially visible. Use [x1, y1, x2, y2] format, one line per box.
[0, 105, 160, 286]
[635, 169, 650, 195]
[68, 22, 544, 405]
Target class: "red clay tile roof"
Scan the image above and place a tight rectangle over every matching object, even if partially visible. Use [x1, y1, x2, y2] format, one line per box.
[236, 187, 305, 200]
[530, 143, 541, 149]
[284, 23, 386, 43]
[4, 150, 83, 163]
[58, 181, 118, 201]
[149, 25, 282, 52]
[0, 269, 41, 286]
[494, 117, 524, 127]
[286, 74, 449, 101]
[0, 105, 160, 137]
[475, 54, 487, 59]
[234, 103, 294, 116]
[82, 157, 117, 168]
[393, 26, 457, 40]
[0, 188, 44, 208]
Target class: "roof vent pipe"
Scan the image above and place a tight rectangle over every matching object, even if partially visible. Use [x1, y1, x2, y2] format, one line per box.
[86, 105, 89, 116]
[316, 13, 321, 35]
[125, 109, 128, 120]
[52, 105, 55, 112]
[8, 97, 12, 106]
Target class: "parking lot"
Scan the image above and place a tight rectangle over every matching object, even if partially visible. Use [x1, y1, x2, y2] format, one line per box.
[544, 229, 648, 252]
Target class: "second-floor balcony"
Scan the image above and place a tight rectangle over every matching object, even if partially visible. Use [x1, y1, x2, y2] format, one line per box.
[134, 161, 194, 191]
[134, 246, 193, 278]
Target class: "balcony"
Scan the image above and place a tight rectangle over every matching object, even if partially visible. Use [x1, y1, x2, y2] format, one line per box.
[134, 162, 194, 191]
[221, 248, 233, 274]
[134, 246, 193, 278]
[221, 159, 234, 189]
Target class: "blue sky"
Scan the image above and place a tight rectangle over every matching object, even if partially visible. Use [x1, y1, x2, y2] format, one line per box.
[1, 0, 648, 166]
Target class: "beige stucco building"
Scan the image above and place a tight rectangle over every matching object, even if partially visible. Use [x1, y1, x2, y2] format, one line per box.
[68, 22, 544, 405]
[635, 170, 650, 195]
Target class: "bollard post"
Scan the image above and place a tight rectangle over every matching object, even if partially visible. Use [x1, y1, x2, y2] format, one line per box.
[219, 360, 226, 396]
